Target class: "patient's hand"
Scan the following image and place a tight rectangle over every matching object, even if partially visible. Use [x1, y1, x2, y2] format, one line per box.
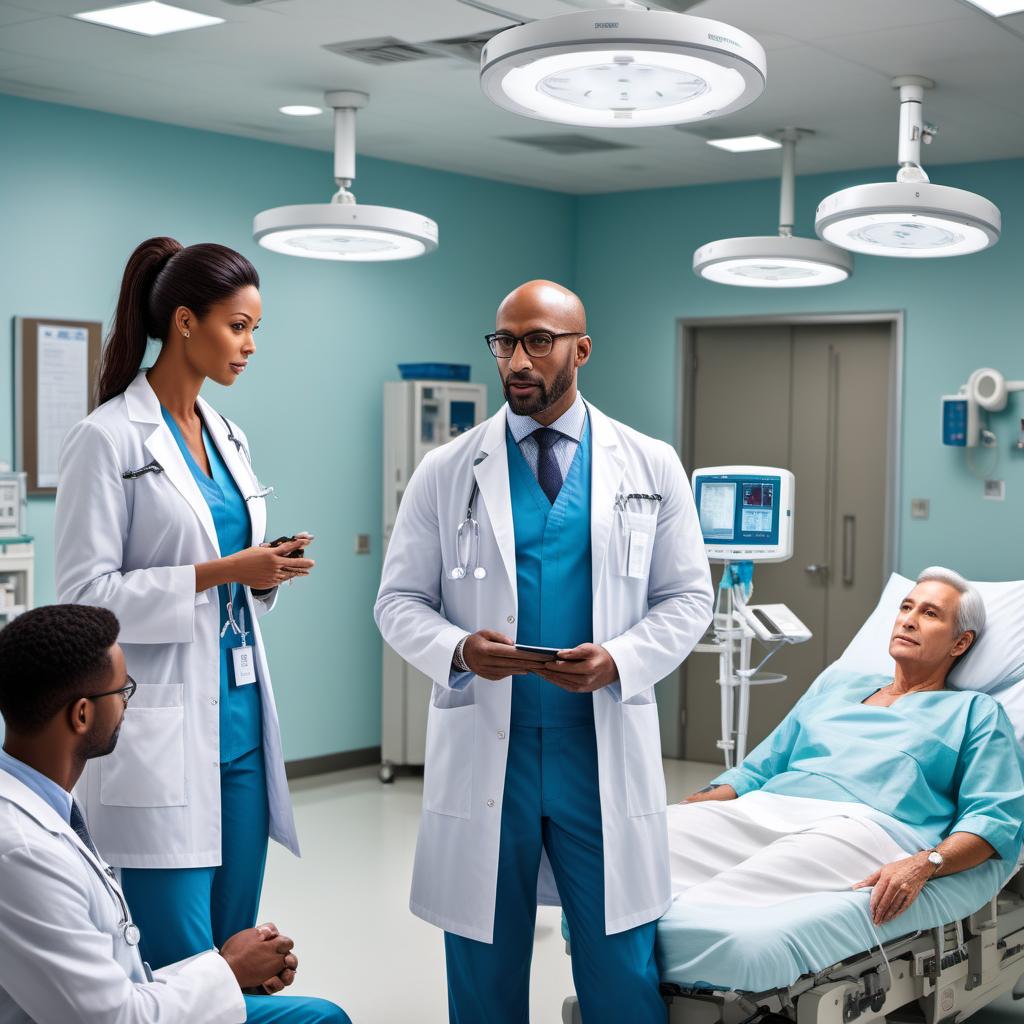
[682, 784, 737, 803]
[852, 854, 933, 925]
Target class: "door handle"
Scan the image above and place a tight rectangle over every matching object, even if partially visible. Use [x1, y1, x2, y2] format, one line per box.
[805, 564, 830, 578]
[842, 515, 856, 586]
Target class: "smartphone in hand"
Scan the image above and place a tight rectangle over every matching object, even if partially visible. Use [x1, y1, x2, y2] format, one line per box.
[513, 644, 560, 660]
[269, 535, 305, 559]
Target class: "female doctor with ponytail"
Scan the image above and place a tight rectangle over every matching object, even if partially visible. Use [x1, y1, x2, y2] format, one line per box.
[55, 237, 316, 979]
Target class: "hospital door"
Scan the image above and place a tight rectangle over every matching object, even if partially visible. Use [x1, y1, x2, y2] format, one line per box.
[681, 322, 894, 763]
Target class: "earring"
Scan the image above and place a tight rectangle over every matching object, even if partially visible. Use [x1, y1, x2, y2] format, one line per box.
[183, 329, 190, 339]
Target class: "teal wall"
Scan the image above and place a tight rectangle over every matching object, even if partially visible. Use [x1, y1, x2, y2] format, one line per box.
[0, 93, 576, 759]
[574, 158, 1024, 582]
[3, 91, 1022, 758]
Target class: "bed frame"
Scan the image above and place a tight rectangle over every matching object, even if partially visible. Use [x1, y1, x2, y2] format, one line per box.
[561, 873, 1024, 1024]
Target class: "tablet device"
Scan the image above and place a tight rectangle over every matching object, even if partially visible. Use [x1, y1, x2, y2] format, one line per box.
[514, 644, 561, 659]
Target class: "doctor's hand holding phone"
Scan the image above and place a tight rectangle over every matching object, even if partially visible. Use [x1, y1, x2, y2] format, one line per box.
[195, 533, 316, 592]
[460, 630, 618, 692]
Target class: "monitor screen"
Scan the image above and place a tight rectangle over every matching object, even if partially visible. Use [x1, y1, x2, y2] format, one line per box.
[699, 481, 736, 541]
[695, 473, 781, 548]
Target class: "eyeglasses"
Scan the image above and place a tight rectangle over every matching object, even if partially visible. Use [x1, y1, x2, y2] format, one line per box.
[84, 675, 137, 707]
[485, 331, 581, 360]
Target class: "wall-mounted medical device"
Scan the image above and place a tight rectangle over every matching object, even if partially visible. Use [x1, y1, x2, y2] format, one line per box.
[942, 368, 1024, 447]
[691, 465, 795, 563]
[0, 472, 27, 539]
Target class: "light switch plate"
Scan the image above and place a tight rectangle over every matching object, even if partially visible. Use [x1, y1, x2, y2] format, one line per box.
[910, 498, 930, 520]
[983, 480, 1005, 501]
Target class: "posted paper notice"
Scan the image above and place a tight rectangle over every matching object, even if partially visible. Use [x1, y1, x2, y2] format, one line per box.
[37, 324, 89, 487]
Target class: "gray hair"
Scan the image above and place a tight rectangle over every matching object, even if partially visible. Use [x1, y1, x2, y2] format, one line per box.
[916, 566, 986, 641]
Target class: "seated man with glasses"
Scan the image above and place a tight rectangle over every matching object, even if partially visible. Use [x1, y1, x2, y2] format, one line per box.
[0, 603, 351, 1024]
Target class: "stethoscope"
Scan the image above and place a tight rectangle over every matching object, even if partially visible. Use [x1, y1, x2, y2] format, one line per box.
[104, 867, 142, 947]
[78, 846, 141, 946]
[448, 481, 487, 581]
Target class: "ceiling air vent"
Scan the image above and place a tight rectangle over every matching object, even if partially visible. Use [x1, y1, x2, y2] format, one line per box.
[323, 36, 439, 65]
[503, 133, 633, 155]
[429, 30, 502, 63]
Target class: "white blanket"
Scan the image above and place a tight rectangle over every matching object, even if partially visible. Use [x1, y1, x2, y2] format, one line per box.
[668, 792, 916, 908]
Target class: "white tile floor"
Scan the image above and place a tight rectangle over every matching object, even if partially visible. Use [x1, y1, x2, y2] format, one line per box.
[260, 760, 1024, 1024]
[259, 759, 719, 1024]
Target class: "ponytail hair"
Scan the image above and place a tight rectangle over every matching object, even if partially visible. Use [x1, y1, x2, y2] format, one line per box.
[98, 236, 260, 403]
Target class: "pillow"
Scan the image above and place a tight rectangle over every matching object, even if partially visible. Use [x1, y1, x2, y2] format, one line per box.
[833, 572, 1024, 739]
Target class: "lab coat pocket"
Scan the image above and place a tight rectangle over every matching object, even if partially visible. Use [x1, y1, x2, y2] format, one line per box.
[621, 701, 666, 817]
[612, 511, 658, 580]
[100, 684, 186, 808]
[422, 704, 475, 819]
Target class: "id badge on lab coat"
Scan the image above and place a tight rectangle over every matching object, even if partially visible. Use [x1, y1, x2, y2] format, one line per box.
[232, 645, 257, 685]
[615, 509, 657, 579]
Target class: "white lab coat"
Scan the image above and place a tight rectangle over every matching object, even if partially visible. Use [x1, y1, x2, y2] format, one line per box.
[375, 399, 713, 942]
[54, 371, 299, 867]
[0, 771, 246, 1024]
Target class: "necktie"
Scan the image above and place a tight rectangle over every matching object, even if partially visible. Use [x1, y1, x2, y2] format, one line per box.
[70, 799, 99, 856]
[531, 427, 563, 504]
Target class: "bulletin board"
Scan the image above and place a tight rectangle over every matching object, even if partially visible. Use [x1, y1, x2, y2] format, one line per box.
[13, 317, 103, 495]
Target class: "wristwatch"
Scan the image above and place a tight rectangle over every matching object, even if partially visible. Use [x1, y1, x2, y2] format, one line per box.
[452, 635, 470, 673]
[926, 850, 944, 876]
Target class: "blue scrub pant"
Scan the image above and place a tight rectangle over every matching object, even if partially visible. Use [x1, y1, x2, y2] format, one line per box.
[444, 723, 665, 1024]
[122, 746, 270, 967]
[122, 747, 352, 1024]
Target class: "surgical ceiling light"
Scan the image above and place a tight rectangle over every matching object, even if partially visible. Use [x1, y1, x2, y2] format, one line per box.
[279, 105, 323, 117]
[74, 1, 223, 35]
[253, 91, 438, 262]
[961, 0, 1024, 15]
[479, 8, 766, 128]
[815, 77, 1000, 258]
[693, 130, 853, 288]
[706, 134, 781, 153]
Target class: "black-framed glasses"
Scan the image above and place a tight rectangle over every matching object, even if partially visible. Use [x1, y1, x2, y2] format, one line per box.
[485, 331, 581, 360]
[84, 675, 137, 707]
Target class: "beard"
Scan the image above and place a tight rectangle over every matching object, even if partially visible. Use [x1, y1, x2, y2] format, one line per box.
[503, 358, 574, 416]
[81, 721, 121, 760]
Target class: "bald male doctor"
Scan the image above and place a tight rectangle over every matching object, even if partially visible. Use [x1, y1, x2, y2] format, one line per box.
[375, 281, 713, 1023]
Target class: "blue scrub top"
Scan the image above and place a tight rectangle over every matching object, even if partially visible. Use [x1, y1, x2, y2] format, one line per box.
[713, 667, 1024, 863]
[507, 420, 594, 728]
[161, 407, 262, 762]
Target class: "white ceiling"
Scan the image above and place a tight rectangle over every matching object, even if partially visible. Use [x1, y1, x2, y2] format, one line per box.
[1, 0, 1023, 194]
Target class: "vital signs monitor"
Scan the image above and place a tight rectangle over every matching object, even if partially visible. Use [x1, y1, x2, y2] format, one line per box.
[691, 465, 794, 563]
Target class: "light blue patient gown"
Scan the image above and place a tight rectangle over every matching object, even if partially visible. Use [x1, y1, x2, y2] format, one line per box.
[712, 667, 1024, 864]
[119, 409, 350, 1024]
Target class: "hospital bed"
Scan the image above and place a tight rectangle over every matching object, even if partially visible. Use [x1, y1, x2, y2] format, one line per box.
[562, 572, 1024, 1024]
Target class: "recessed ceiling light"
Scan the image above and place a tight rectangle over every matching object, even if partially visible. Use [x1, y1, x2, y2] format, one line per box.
[254, 90, 438, 262]
[960, 0, 1024, 15]
[279, 105, 323, 117]
[479, 9, 765, 128]
[815, 77, 1000, 258]
[74, 1, 223, 36]
[694, 129, 853, 288]
[706, 134, 781, 153]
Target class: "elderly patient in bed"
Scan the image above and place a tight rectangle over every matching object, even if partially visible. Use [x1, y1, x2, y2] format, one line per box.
[670, 566, 1024, 926]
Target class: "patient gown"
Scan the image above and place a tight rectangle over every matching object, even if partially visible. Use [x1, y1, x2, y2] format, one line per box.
[711, 667, 1024, 864]
[668, 667, 1024, 908]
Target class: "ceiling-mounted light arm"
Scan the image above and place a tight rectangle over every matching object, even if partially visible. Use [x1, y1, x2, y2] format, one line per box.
[773, 128, 811, 237]
[777, 130, 798, 237]
[893, 76, 934, 184]
[325, 90, 368, 205]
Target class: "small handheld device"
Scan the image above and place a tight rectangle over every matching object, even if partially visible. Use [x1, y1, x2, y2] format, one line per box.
[513, 644, 561, 659]
[269, 535, 305, 559]
[738, 603, 811, 644]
